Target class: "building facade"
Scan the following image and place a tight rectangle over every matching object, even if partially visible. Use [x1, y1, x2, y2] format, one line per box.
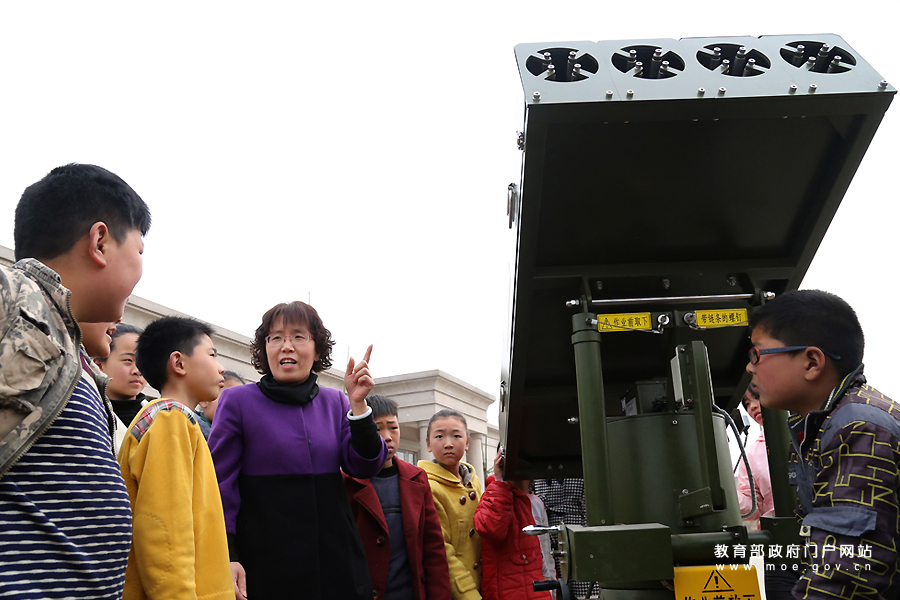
[1, 245, 499, 479]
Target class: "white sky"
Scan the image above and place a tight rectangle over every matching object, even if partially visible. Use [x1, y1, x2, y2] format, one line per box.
[1, 2, 897, 425]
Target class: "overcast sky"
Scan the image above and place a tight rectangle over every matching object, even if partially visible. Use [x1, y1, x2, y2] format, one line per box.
[1, 2, 897, 424]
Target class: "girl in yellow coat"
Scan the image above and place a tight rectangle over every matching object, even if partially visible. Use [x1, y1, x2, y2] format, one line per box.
[418, 410, 483, 600]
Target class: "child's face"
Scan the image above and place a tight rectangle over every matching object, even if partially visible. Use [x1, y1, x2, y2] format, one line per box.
[182, 334, 226, 404]
[374, 414, 400, 467]
[746, 328, 808, 413]
[81, 321, 117, 359]
[93, 228, 144, 322]
[98, 333, 146, 401]
[265, 317, 318, 385]
[426, 417, 469, 471]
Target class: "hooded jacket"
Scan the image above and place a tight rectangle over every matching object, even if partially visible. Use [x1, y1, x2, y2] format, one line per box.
[0, 259, 83, 477]
[418, 459, 483, 600]
[474, 475, 552, 600]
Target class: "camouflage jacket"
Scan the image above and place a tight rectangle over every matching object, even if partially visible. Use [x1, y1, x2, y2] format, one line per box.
[0, 259, 82, 479]
[788, 367, 900, 599]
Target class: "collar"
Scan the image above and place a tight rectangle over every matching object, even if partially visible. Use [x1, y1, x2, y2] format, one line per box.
[789, 364, 866, 451]
[14, 258, 78, 335]
[256, 373, 319, 406]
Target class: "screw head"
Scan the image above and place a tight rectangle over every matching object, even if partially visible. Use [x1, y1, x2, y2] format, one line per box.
[809, 84, 818, 93]
[698, 87, 705, 95]
[718, 87, 726, 95]
[626, 89, 634, 97]
[533, 91, 541, 101]
[880, 80, 889, 89]
[606, 90, 613, 98]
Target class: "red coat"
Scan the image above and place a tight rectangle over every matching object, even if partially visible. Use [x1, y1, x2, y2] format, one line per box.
[344, 459, 452, 600]
[474, 476, 552, 600]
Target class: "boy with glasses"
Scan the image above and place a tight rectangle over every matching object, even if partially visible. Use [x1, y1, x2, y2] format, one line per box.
[747, 289, 899, 598]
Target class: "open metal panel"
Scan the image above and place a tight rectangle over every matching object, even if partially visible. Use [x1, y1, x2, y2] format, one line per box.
[501, 34, 894, 479]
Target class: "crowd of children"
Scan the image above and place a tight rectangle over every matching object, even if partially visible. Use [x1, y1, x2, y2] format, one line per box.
[2, 162, 898, 600]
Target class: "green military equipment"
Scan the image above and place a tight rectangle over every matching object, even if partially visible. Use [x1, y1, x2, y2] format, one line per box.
[503, 34, 894, 597]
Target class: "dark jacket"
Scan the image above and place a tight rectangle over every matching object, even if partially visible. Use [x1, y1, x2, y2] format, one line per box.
[788, 367, 900, 599]
[345, 458, 452, 600]
[474, 475, 552, 600]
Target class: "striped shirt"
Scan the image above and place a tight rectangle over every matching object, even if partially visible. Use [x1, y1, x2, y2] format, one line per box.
[0, 366, 132, 599]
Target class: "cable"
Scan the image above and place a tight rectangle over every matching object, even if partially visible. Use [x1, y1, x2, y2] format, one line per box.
[712, 403, 757, 520]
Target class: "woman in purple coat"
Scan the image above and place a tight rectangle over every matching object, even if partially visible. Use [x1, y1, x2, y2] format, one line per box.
[208, 301, 388, 600]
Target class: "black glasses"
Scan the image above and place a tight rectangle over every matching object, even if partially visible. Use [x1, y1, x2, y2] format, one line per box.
[748, 346, 842, 365]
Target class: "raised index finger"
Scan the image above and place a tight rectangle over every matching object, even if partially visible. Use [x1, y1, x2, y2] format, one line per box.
[362, 344, 373, 365]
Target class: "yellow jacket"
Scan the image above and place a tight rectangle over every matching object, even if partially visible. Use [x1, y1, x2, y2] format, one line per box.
[418, 460, 483, 600]
[118, 399, 233, 600]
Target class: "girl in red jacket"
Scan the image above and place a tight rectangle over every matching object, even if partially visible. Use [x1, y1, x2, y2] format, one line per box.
[474, 448, 553, 600]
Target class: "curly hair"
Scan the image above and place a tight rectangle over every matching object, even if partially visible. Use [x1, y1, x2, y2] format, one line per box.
[250, 301, 335, 376]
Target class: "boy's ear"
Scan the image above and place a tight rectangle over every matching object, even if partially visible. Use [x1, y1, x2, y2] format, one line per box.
[802, 347, 828, 381]
[169, 351, 186, 377]
[87, 222, 112, 268]
[92, 357, 106, 372]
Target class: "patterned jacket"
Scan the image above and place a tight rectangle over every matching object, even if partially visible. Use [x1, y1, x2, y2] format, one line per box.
[789, 367, 900, 599]
[0, 259, 82, 479]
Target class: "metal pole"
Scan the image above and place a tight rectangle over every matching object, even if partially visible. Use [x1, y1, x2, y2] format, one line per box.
[761, 406, 796, 517]
[571, 313, 614, 526]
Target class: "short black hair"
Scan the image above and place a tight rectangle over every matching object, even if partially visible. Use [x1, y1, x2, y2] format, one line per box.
[367, 395, 398, 419]
[426, 409, 468, 438]
[14, 163, 151, 261]
[749, 289, 864, 378]
[223, 370, 247, 385]
[137, 317, 215, 391]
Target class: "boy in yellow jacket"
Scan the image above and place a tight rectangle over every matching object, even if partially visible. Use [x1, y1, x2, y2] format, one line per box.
[418, 409, 483, 600]
[118, 316, 234, 600]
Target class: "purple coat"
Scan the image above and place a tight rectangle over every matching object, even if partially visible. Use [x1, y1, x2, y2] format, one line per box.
[209, 382, 388, 600]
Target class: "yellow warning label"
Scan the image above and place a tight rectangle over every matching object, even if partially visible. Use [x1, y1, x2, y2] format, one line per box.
[694, 309, 748, 329]
[674, 564, 760, 600]
[595, 313, 653, 332]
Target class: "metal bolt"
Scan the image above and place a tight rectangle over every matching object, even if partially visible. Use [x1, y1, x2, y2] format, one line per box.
[547, 64, 556, 76]
[600, 520, 606, 525]
[605, 90, 613, 98]
[566, 299, 580, 308]
[880, 80, 889, 89]
[727, 276, 737, 286]
[595, 280, 603, 291]
[790, 84, 798, 93]
[809, 84, 817, 93]
[567, 417, 580, 424]
[700, 504, 711, 510]
[543, 52, 551, 61]
[573, 64, 581, 75]
[590, 554, 595, 559]
[662, 278, 670, 290]
[718, 87, 726, 95]
[569, 51, 577, 60]
[626, 89, 634, 97]
[682, 489, 689, 495]
[672, 419, 678, 425]
[698, 87, 705, 96]
[679, 347, 686, 353]
[764, 291, 776, 300]
[657, 314, 670, 326]
[533, 91, 541, 101]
